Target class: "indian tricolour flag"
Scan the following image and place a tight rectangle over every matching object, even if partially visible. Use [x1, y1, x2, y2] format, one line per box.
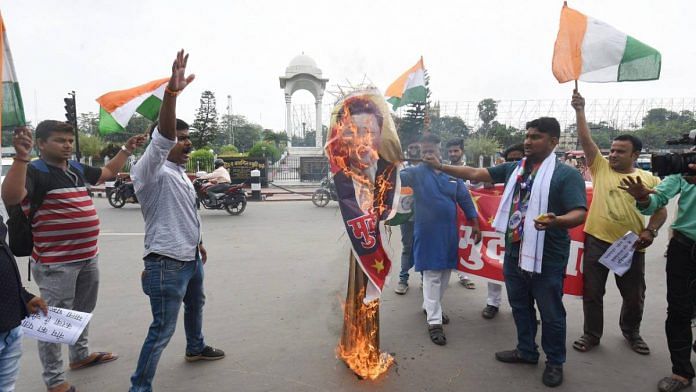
[96, 77, 169, 134]
[0, 11, 26, 130]
[386, 187, 414, 226]
[385, 57, 426, 110]
[552, 3, 661, 83]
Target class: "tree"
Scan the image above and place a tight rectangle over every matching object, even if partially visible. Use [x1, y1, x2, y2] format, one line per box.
[234, 123, 263, 152]
[102, 114, 152, 144]
[477, 98, 498, 134]
[189, 148, 215, 172]
[430, 115, 470, 143]
[489, 121, 523, 148]
[218, 114, 247, 146]
[464, 135, 500, 166]
[78, 112, 99, 136]
[218, 145, 239, 156]
[262, 129, 289, 148]
[397, 70, 432, 148]
[191, 90, 219, 149]
[248, 141, 281, 163]
[78, 133, 105, 160]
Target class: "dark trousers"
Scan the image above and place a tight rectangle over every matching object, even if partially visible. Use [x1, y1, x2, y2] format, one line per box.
[582, 234, 646, 341]
[504, 254, 567, 366]
[665, 231, 696, 380]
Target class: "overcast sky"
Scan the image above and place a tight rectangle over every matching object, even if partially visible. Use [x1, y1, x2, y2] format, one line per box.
[3, 0, 695, 132]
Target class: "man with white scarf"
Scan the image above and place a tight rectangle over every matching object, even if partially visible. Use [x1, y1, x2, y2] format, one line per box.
[424, 117, 587, 388]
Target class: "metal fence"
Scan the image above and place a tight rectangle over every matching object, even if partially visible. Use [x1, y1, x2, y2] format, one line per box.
[267, 155, 328, 183]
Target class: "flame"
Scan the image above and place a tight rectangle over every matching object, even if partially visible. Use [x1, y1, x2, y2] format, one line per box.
[336, 288, 394, 380]
[326, 97, 396, 216]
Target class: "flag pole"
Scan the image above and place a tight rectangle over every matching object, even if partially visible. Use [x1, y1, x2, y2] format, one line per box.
[574, 80, 578, 91]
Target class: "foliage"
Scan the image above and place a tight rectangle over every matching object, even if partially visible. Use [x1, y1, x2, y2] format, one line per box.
[99, 143, 121, 159]
[430, 115, 470, 143]
[78, 112, 99, 136]
[78, 132, 105, 159]
[191, 90, 220, 149]
[190, 149, 215, 172]
[262, 129, 289, 148]
[218, 144, 239, 156]
[489, 121, 524, 148]
[247, 141, 281, 163]
[477, 98, 498, 134]
[464, 135, 500, 166]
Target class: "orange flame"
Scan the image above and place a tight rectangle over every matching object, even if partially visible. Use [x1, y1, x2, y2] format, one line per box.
[336, 289, 394, 380]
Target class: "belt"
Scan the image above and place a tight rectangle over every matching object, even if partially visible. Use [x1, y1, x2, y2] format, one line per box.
[673, 230, 696, 248]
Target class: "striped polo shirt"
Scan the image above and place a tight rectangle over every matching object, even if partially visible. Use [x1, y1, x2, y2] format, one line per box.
[24, 161, 102, 264]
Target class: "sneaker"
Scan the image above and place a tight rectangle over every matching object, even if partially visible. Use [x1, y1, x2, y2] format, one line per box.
[542, 364, 563, 387]
[482, 305, 499, 319]
[494, 349, 538, 365]
[394, 282, 409, 295]
[185, 345, 225, 362]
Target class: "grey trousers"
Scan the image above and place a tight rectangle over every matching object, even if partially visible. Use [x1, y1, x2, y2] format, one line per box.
[31, 257, 99, 388]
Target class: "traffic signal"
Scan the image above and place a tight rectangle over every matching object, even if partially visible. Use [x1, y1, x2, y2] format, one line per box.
[64, 96, 76, 125]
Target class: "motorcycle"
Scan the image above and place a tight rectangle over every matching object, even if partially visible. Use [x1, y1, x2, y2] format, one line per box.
[107, 175, 139, 208]
[312, 176, 338, 207]
[193, 178, 247, 215]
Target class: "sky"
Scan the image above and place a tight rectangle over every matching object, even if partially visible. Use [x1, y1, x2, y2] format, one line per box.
[3, 0, 695, 133]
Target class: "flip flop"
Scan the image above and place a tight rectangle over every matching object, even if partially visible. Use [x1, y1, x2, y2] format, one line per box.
[572, 335, 599, 352]
[69, 351, 119, 370]
[624, 334, 650, 355]
[428, 324, 446, 345]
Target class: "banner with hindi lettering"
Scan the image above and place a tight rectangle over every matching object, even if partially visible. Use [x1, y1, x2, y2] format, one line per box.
[457, 184, 593, 297]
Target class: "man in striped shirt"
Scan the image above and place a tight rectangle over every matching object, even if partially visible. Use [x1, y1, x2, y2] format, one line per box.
[2, 122, 145, 392]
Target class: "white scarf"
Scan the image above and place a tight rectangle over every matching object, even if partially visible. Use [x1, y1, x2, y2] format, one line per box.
[492, 153, 556, 273]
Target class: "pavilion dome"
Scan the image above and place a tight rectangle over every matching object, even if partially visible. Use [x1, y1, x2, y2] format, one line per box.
[285, 53, 322, 78]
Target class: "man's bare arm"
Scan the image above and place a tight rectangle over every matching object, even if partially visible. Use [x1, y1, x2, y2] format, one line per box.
[422, 153, 493, 182]
[571, 90, 600, 166]
[159, 50, 195, 141]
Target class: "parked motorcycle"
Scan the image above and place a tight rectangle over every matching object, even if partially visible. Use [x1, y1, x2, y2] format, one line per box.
[312, 176, 338, 207]
[193, 178, 247, 215]
[107, 176, 138, 208]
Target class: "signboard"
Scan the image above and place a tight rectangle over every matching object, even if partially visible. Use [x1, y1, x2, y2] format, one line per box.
[220, 157, 268, 186]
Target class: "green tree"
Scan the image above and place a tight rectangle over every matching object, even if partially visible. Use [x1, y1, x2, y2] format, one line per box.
[489, 121, 523, 147]
[464, 135, 500, 166]
[78, 133, 105, 160]
[189, 149, 215, 172]
[218, 114, 247, 146]
[218, 145, 239, 156]
[477, 98, 498, 134]
[234, 123, 263, 152]
[191, 90, 219, 149]
[248, 141, 281, 163]
[431, 115, 469, 142]
[262, 129, 289, 148]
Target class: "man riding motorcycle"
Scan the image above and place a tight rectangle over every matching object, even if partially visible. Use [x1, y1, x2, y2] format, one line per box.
[198, 159, 232, 203]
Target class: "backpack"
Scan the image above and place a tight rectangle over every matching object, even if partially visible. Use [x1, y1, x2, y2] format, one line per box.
[5, 159, 84, 257]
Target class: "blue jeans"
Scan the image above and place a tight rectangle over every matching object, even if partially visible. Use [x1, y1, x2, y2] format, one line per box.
[399, 221, 415, 284]
[130, 255, 206, 392]
[504, 253, 567, 366]
[0, 326, 23, 392]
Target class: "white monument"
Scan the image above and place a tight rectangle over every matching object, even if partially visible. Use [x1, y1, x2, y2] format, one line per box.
[279, 53, 328, 156]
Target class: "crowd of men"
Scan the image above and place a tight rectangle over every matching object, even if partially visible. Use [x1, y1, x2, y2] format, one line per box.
[393, 89, 696, 391]
[0, 49, 694, 392]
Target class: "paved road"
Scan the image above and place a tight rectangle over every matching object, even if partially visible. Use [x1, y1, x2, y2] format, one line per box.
[14, 198, 681, 391]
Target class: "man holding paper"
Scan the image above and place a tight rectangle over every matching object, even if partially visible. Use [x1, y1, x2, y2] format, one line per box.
[425, 117, 587, 387]
[620, 164, 696, 392]
[571, 91, 666, 356]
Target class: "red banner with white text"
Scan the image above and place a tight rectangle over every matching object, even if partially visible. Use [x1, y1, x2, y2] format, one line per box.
[457, 184, 593, 297]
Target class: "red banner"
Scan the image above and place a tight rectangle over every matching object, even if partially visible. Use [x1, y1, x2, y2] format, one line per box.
[457, 184, 593, 297]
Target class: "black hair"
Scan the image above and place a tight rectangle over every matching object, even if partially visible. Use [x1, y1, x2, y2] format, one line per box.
[613, 134, 643, 153]
[35, 120, 73, 141]
[419, 133, 441, 145]
[445, 137, 464, 149]
[337, 96, 384, 130]
[503, 143, 524, 159]
[525, 117, 561, 139]
[148, 119, 189, 137]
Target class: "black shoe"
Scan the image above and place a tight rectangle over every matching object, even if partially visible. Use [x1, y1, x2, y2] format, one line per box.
[494, 349, 538, 365]
[185, 345, 225, 362]
[542, 364, 563, 387]
[482, 305, 499, 319]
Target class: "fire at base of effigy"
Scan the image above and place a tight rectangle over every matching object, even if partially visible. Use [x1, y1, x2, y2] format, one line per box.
[336, 253, 394, 380]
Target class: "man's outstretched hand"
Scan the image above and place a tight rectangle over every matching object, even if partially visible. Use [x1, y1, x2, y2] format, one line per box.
[422, 153, 441, 169]
[618, 176, 655, 202]
[168, 49, 195, 93]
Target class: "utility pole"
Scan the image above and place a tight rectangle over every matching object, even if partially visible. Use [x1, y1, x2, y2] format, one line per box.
[64, 91, 80, 161]
[227, 94, 235, 147]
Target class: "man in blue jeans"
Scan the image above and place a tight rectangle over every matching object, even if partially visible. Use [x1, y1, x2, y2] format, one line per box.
[426, 117, 587, 387]
[129, 50, 224, 392]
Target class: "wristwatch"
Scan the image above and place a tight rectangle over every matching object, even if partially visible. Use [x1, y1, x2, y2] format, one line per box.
[645, 228, 658, 238]
[121, 145, 132, 155]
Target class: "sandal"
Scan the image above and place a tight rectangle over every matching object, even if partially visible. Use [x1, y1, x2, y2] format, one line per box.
[69, 351, 119, 370]
[47, 382, 76, 392]
[572, 335, 599, 352]
[657, 376, 692, 392]
[428, 324, 446, 346]
[459, 278, 476, 289]
[423, 309, 449, 324]
[623, 333, 650, 355]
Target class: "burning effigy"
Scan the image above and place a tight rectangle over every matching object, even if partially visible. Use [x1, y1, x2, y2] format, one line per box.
[325, 88, 402, 380]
